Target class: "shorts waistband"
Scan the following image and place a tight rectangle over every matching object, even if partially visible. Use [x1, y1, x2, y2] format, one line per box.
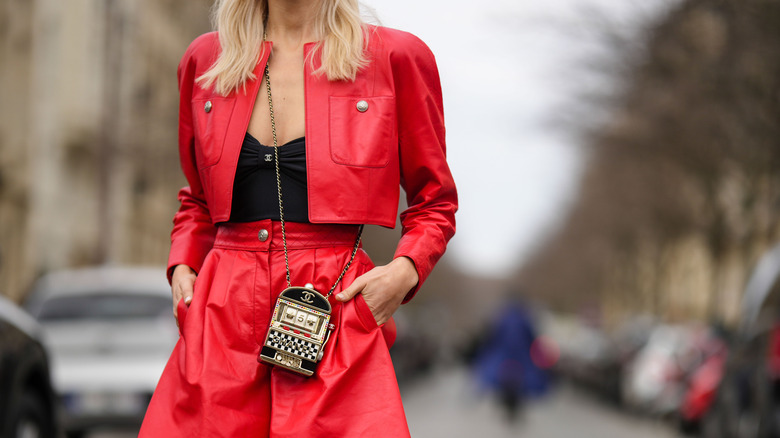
[214, 220, 361, 251]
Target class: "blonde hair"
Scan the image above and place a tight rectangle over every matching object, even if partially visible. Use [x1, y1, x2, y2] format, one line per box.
[197, 0, 368, 96]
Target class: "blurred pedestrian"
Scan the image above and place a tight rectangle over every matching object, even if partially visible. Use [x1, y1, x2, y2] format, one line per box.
[473, 298, 550, 421]
[139, 0, 457, 436]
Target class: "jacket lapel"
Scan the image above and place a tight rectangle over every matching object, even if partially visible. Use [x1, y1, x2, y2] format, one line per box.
[218, 41, 273, 204]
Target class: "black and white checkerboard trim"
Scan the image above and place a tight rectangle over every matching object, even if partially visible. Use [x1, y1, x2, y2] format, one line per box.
[266, 329, 320, 361]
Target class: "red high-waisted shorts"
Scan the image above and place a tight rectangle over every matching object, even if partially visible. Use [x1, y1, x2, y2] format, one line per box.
[139, 220, 409, 437]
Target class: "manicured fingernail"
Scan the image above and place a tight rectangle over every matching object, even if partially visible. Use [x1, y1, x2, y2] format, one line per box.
[336, 293, 346, 300]
[184, 296, 192, 304]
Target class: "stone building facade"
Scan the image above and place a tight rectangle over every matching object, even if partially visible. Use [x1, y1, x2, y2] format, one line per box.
[0, 0, 212, 300]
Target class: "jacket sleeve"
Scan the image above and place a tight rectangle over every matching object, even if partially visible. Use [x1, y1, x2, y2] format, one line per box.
[166, 41, 218, 283]
[391, 34, 458, 302]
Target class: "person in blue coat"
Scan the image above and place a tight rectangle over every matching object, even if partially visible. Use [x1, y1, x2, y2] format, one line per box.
[473, 298, 550, 420]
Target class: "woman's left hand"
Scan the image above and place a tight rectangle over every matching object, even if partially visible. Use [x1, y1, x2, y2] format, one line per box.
[336, 257, 419, 326]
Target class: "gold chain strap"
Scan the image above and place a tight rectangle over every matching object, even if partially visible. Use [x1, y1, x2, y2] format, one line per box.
[263, 59, 363, 296]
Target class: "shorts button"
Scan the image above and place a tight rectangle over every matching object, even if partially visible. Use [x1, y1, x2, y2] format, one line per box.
[258, 229, 269, 241]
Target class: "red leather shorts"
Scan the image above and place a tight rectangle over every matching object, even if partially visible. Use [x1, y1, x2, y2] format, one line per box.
[140, 220, 408, 437]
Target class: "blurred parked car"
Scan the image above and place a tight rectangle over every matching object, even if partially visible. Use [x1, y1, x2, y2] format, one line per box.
[548, 315, 612, 390]
[550, 313, 653, 405]
[622, 324, 713, 416]
[0, 295, 58, 438]
[701, 323, 777, 438]
[701, 243, 780, 438]
[25, 267, 178, 438]
[677, 330, 728, 434]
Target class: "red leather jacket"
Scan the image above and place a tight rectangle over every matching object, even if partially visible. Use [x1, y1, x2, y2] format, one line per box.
[168, 26, 457, 301]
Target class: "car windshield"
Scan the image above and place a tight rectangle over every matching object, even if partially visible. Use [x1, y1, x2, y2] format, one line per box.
[37, 293, 169, 321]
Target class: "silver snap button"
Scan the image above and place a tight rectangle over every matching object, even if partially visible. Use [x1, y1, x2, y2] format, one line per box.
[258, 229, 269, 241]
[204, 101, 212, 113]
[356, 100, 369, 113]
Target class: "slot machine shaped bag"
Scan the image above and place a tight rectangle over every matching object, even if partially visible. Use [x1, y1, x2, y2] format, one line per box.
[259, 286, 333, 376]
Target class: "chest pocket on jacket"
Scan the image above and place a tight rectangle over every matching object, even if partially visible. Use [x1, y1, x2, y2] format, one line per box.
[329, 96, 396, 168]
[191, 97, 235, 168]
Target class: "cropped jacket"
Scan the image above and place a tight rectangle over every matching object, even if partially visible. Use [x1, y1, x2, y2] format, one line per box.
[168, 26, 457, 301]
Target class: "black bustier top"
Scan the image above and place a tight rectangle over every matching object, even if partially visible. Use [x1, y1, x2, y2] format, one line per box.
[229, 132, 309, 223]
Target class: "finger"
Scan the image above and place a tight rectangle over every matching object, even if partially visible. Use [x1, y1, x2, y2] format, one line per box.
[336, 276, 366, 302]
[172, 292, 180, 320]
[172, 301, 179, 328]
[181, 280, 194, 306]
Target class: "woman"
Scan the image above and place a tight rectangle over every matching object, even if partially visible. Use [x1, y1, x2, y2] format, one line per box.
[140, 0, 456, 436]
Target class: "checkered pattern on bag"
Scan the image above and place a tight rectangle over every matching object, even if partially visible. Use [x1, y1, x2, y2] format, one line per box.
[266, 329, 320, 361]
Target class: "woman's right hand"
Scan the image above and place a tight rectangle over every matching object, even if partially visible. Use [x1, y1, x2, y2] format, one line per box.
[172, 264, 197, 326]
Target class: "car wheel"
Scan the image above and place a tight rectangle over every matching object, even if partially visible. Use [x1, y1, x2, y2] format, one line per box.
[13, 392, 51, 438]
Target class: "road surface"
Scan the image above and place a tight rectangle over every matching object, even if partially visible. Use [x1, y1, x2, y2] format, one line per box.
[402, 366, 683, 438]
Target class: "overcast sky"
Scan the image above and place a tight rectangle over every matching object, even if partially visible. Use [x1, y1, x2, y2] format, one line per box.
[363, 0, 676, 277]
